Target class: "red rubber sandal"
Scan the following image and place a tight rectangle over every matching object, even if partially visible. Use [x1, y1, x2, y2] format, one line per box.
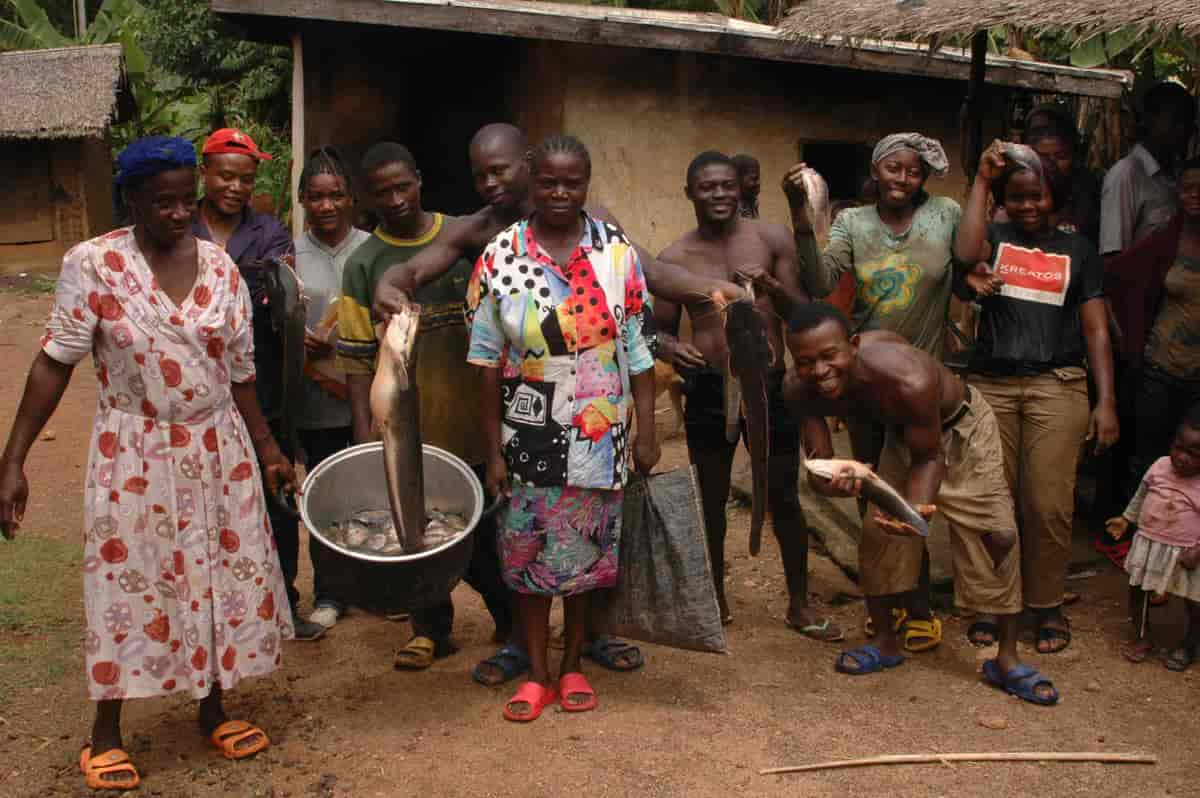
[503, 681, 557, 722]
[558, 672, 598, 713]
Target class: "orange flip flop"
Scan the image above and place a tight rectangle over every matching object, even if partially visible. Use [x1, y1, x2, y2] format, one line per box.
[503, 681, 557, 722]
[209, 720, 270, 760]
[79, 746, 140, 791]
[558, 672, 598, 713]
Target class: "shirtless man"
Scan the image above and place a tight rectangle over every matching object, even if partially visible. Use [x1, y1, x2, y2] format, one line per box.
[654, 151, 839, 639]
[781, 301, 1059, 704]
[371, 124, 744, 320]
[371, 123, 714, 673]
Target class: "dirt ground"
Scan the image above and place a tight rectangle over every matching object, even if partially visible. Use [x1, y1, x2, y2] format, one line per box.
[1, 282, 1198, 798]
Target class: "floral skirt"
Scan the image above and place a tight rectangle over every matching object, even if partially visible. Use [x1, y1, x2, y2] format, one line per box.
[499, 483, 622, 597]
[1126, 533, 1200, 602]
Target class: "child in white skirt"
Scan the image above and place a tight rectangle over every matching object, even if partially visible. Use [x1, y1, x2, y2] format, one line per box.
[1107, 408, 1200, 671]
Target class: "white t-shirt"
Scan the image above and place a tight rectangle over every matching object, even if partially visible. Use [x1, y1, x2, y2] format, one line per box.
[294, 227, 371, 429]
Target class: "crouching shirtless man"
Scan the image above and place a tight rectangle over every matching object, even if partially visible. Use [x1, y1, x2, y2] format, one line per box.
[781, 301, 1059, 704]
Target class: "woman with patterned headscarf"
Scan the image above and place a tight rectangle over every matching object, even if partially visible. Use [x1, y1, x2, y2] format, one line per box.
[784, 132, 962, 654]
[0, 136, 297, 790]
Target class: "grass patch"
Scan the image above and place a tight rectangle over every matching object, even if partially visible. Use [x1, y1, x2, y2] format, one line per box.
[0, 273, 58, 296]
[23, 274, 57, 295]
[0, 533, 82, 708]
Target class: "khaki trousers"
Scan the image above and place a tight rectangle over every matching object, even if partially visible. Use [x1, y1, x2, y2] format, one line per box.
[859, 387, 1023, 614]
[970, 367, 1089, 609]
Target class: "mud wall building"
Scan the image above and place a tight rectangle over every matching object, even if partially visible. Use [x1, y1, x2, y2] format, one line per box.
[216, 0, 1126, 250]
[0, 44, 130, 275]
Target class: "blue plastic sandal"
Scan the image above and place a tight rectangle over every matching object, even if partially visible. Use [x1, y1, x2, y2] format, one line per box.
[472, 645, 530, 686]
[835, 645, 905, 675]
[982, 659, 1059, 706]
[584, 636, 644, 671]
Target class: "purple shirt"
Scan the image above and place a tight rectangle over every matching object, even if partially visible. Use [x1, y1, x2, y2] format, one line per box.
[191, 200, 293, 418]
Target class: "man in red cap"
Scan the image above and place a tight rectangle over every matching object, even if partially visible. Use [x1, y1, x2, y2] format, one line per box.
[191, 128, 325, 641]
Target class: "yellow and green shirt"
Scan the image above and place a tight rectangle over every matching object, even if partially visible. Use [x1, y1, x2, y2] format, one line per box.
[337, 215, 486, 465]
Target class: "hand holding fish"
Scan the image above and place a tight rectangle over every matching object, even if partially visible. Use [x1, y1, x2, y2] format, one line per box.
[782, 162, 811, 208]
[874, 504, 936, 538]
[814, 464, 864, 498]
[734, 266, 775, 292]
[976, 142, 1010, 183]
[781, 163, 832, 248]
[1104, 516, 1130, 541]
[371, 281, 421, 323]
[964, 262, 1004, 299]
[735, 267, 804, 313]
[0, 458, 28, 540]
[304, 328, 334, 358]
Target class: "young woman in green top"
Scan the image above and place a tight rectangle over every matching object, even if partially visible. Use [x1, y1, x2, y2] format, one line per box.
[785, 133, 962, 653]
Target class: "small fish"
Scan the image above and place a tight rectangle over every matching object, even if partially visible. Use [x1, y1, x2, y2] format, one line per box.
[370, 308, 425, 553]
[994, 140, 1043, 175]
[352, 509, 393, 526]
[803, 458, 930, 537]
[725, 296, 773, 556]
[322, 522, 344, 546]
[799, 168, 832, 250]
[343, 522, 371, 549]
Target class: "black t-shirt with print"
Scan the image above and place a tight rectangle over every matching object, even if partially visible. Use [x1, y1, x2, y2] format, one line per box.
[970, 222, 1105, 376]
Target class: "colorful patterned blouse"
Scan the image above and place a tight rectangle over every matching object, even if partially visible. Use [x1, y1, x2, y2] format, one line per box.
[466, 213, 653, 490]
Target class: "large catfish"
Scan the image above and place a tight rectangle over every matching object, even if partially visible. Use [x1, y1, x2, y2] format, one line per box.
[802, 459, 930, 538]
[261, 257, 306, 516]
[724, 296, 773, 556]
[370, 307, 425, 553]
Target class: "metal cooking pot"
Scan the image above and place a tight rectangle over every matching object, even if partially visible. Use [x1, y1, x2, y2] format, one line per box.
[299, 442, 483, 610]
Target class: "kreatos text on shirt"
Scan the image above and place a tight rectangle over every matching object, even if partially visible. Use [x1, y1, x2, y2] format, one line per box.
[994, 242, 1071, 306]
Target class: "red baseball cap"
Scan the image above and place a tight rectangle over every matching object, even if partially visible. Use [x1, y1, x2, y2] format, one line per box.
[202, 128, 273, 161]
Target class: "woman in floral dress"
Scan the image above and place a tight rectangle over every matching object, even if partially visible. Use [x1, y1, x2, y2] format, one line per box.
[467, 135, 659, 721]
[0, 137, 296, 791]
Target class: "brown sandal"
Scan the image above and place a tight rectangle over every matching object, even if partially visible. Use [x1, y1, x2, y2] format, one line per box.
[79, 746, 140, 791]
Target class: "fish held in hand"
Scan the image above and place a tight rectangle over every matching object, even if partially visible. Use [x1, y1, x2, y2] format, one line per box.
[370, 308, 425, 552]
[800, 168, 832, 250]
[804, 458, 930, 537]
[725, 297, 773, 555]
[992, 140, 1043, 175]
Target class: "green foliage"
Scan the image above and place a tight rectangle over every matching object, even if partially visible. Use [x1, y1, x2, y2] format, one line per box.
[134, 0, 292, 216]
[0, 0, 293, 220]
[0, 0, 71, 49]
[970, 24, 1195, 87]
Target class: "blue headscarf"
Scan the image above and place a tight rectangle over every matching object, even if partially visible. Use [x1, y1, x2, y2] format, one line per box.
[114, 135, 197, 197]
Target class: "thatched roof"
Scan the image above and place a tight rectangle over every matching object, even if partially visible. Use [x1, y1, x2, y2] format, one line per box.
[781, 0, 1200, 43]
[0, 43, 128, 140]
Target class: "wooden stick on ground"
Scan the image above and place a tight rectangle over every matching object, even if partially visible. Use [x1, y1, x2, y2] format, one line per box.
[761, 752, 1157, 775]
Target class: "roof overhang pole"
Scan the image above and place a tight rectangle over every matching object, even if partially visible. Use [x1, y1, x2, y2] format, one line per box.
[290, 30, 305, 238]
[965, 30, 988, 179]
